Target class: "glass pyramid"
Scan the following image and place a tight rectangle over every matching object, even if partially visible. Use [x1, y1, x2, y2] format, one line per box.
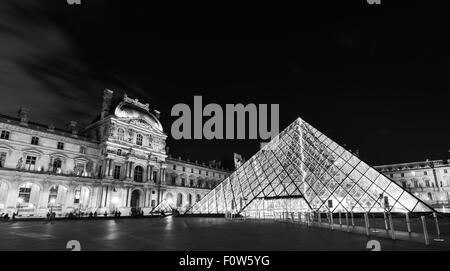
[187, 118, 434, 216]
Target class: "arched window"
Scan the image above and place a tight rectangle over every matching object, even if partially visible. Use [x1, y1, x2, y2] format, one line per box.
[134, 166, 143, 182]
[136, 134, 143, 146]
[53, 158, 62, 173]
[117, 129, 125, 141]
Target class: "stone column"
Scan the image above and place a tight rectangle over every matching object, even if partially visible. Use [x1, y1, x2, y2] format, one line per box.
[149, 165, 154, 182]
[38, 183, 50, 209]
[130, 162, 135, 179]
[64, 186, 75, 212]
[127, 188, 132, 207]
[146, 165, 151, 182]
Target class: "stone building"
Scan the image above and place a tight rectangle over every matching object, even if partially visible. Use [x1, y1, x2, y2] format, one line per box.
[0, 89, 230, 217]
[375, 160, 450, 213]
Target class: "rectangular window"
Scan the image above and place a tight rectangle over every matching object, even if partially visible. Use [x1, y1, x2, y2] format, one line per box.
[173, 165, 176, 170]
[151, 200, 156, 207]
[31, 136, 39, 145]
[25, 156, 37, 171]
[80, 146, 86, 154]
[389, 174, 394, 178]
[0, 152, 6, 168]
[152, 171, 157, 182]
[191, 168, 194, 173]
[57, 142, 64, 150]
[18, 187, 32, 204]
[183, 167, 186, 172]
[424, 171, 428, 175]
[113, 165, 121, 180]
[445, 169, 448, 174]
[401, 181, 407, 188]
[206, 171, 209, 176]
[400, 173, 404, 177]
[0, 130, 10, 140]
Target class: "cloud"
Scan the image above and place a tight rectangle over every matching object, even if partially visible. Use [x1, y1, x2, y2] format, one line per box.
[0, 1, 101, 129]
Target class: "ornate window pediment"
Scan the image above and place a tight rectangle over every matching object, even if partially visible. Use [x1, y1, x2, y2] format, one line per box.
[22, 148, 44, 158]
[0, 143, 14, 156]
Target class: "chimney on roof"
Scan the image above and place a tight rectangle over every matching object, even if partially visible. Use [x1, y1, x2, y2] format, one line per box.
[153, 110, 160, 119]
[101, 89, 114, 119]
[69, 121, 78, 136]
[18, 108, 29, 125]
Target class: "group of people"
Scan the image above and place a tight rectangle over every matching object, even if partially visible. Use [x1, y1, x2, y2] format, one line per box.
[1, 212, 16, 221]
[46, 212, 56, 220]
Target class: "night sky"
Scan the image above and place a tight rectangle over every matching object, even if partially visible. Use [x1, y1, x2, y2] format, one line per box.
[0, 1, 449, 166]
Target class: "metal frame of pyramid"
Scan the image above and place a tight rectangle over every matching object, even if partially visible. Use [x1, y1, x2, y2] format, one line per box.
[187, 117, 435, 216]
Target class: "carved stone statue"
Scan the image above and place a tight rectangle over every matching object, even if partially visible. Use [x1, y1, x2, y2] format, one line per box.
[16, 157, 23, 170]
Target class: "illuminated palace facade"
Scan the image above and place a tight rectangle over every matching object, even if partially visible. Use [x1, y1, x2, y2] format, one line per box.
[0, 90, 230, 217]
[375, 160, 450, 213]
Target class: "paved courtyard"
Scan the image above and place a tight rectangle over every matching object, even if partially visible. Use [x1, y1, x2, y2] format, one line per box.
[0, 217, 448, 251]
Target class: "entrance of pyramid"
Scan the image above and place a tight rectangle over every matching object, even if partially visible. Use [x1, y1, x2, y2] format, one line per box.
[243, 197, 311, 219]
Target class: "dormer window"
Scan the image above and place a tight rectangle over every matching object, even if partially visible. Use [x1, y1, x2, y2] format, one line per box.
[136, 134, 143, 146]
[31, 137, 39, 145]
[0, 130, 10, 140]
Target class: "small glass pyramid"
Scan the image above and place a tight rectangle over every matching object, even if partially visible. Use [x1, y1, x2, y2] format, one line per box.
[187, 118, 434, 217]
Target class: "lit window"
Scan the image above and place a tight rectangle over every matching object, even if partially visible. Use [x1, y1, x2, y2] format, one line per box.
[18, 183, 33, 204]
[136, 134, 143, 146]
[117, 129, 125, 141]
[52, 158, 62, 173]
[57, 142, 64, 150]
[0, 130, 10, 140]
[31, 137, 39, 145]
[113, 165, 121, 180]
[48, 186, 59, 205]
[25, 156, 37, 171]
[134, 166, 143, 182]
[0, 152, 6, 168]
